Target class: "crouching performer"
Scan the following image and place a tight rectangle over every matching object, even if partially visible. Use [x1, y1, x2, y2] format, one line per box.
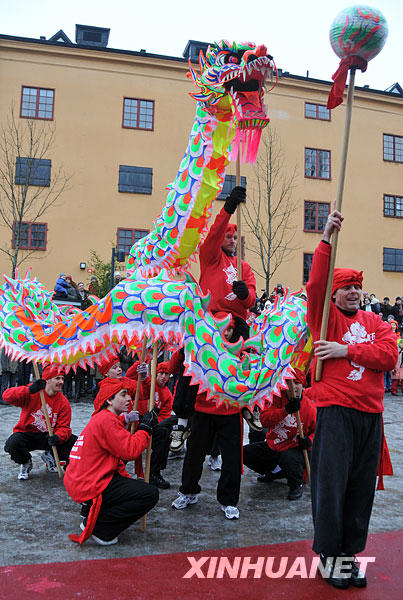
[64, 377, 159, 546]
[3, 365, 76, 479]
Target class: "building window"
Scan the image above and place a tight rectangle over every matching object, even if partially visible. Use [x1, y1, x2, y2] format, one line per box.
[117, 228, 149, 254]
[304, 103, 330, 121]
[383, 134, 403, 162]
[384, 194, 403, 218]
[305, 148, 330, 179]
[383, 248, 403, 272]
[118, 166, 152, 194]
[15, 158, 51, 186]
[20, 87, 55, 120]
[303, 253, 313, 284]
[304, 201, 330, 232]
[218, 174, 247, 200]
[12, 222, 47, 250]
[122, 98, 154, 130]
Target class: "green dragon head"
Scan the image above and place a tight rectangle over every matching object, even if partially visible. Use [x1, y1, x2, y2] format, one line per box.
[188, 40, 276, 161]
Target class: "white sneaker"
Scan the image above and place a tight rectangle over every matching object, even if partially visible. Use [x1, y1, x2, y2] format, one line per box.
[80, 521, 119, 545]
[171, 492, 198, 510]
[18, 458, 33, 480]
[41, 451, 58, 472]
[221, 505, 239, 519]
[208, 455, 222, 471]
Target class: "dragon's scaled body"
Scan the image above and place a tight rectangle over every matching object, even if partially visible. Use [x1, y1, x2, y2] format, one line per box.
[0, 41, 307, 407]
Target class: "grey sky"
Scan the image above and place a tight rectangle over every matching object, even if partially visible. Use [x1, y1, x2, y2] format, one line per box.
[2, 0, 402, 90]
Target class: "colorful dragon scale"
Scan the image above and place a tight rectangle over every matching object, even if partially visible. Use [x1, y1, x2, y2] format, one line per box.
[0, 271, 307, 407]
[127, 40, 276, 278]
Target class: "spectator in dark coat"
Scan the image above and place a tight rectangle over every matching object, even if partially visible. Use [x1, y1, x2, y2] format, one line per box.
[379, 297, 393, 321]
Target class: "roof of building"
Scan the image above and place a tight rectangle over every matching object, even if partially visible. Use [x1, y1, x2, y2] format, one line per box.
[0, 32, 401, 99]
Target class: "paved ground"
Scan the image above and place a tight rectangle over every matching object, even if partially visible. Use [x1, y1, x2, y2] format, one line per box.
[1, 392, 402, 567]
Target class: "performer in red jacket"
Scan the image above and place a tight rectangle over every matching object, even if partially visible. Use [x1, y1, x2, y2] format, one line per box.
[243, 377, 316, 501]
[307, 210, 398, 589]
[199, 186, 256, 342]
[64, 377, 159, 546]
[3, 365, 77, 480]
[126, 360, 174, 489]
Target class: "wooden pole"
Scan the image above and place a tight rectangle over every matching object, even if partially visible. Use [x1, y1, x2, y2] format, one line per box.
[32, 363, 63, 479]
[236, 152, 242, 280]
[286, 379, 310, 483]
[130, 336, 148, 435]
[315, 68, 356, 382]
[141, 342, 158, 532]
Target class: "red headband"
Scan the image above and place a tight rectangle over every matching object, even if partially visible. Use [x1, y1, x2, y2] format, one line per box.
[225, 223, 237, 236]
[42, 365, 66, 381]
[157, 361, 170, 374]
[98, 355, 120, 376]
[332, 268, 363, 295]
[292, 368, 307, 388]
[93, 378, 125, 414]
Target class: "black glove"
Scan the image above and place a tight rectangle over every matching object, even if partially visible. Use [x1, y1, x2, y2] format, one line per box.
[285, 398, 301, 414]
[298, 435, 312, 451]
[224, 186, 246, 214]
[28, 379, 46, 394]
[232, 280, 249, 300]
[137, 409, 159, 435]
[152, 404, 160, 415]
[47, 434, 60, 447]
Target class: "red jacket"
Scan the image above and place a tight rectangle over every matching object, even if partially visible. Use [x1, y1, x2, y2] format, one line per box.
[64, 409, 149, 503]
[3, 386, 72, 442]
[307, 241, 398, 413]
[261, 391, 316, 451]
[199, 207, 256, 320]
[140, 378, 173, 422]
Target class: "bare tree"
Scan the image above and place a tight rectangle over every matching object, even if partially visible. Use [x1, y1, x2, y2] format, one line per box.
[0, 106, 70, 276]
[243, 127, 299, 295]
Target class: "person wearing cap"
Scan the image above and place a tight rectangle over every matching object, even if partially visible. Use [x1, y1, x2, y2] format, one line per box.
[126, 360, 174, 489]
[307, 210, 398, 589]
[199, 186, 256, 343]
[64, 378, 159, 546]
[243, 370, 316, 501]
[3, 365, 77, 480]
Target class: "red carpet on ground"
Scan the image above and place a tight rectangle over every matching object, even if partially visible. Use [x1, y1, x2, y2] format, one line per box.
[1, 531, 401, 600]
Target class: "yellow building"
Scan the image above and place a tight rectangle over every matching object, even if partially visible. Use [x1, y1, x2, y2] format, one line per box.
[0, 27, 402, 302]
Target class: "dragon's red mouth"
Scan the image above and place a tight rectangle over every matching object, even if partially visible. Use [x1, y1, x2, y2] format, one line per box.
[221, 58, 272, 125]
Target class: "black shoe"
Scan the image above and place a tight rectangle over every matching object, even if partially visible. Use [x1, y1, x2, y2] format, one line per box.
[150, 472, 171, 489]
[319, 555, 349, 589]
[341, 554, 367, 588]
[288, 485, 303, 500]
[257, 470, 284, 483]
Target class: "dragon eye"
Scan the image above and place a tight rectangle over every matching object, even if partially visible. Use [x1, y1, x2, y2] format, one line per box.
[228, 56, 238, 64]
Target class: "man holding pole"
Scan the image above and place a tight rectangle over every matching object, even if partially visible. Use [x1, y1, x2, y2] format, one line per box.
[3, 365, 77, 479]
[307, 210, 398, 589]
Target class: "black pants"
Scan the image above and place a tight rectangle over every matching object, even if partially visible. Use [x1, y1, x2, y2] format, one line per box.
[311, 405, 382, 556]
[243, 441, 305, 488]
[180, 411, 242, 506]
[172, 349, 199, 419]
[89, 473, 159, 541]
[150, 419, 172, 474]
[4, 431, 77, 464]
